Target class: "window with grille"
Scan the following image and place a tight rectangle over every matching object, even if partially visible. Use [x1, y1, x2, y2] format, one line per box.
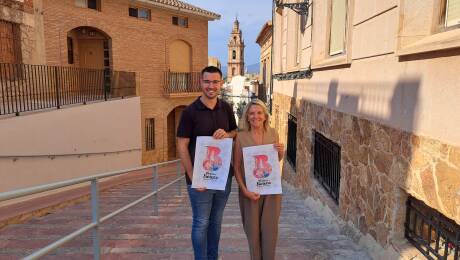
[0, 20, 21, 64]
[172, 16, 188, 27]
[405, 196, 460, 259]
[145, 118, 155, 151]
[313, 131, 341, 203]
[129, 7, 151, 21]
[286, 114, 297, 169]
[329, 0, 348, 56]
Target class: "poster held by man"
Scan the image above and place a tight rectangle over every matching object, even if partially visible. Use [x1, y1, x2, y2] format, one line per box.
[192, 136, 233, 190]
[242, 144, 282, 195]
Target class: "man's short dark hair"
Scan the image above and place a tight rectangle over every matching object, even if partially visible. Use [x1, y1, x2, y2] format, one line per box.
[201, 66, 222, 79]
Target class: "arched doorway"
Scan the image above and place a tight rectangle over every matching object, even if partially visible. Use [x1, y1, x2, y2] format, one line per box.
[67, 26, 111, 69]
[167, 105, 186, 160]
[67, 27, 112, 92]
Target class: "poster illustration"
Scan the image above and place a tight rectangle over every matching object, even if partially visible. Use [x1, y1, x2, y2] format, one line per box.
[242, 144, 282, 195]
[192, 136, 233, 190]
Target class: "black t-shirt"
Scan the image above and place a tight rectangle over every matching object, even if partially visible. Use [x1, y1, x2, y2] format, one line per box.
[176, 97, 237, 184]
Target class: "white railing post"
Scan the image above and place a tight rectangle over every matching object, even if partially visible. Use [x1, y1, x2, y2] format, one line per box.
[91, 179, 100, 260]
[176, 161, 182, 195]
[152, 166, 158, 216]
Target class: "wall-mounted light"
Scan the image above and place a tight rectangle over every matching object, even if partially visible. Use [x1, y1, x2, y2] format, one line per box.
[275, 0, 311, 16]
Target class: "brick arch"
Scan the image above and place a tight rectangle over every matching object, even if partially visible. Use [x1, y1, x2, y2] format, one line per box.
[166, 105, 188, 160]
[166, 104, 188, 116]
[165, 35, 195, 71]
[64, 22, 114, 40]
[168, 40, 192, 72]
[67, 26, 112, 40]
[66, 26, 112, 69]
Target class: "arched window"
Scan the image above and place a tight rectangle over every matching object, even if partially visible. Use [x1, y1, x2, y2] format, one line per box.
[232, 50, 236, 59]
[232, 67, 235, 76]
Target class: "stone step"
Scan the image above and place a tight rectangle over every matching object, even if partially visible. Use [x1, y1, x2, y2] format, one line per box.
[0, 176, 371, 260]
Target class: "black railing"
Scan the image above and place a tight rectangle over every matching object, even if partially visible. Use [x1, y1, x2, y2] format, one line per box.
[286, 113, 297, 169]
[0, 63, 136, 116]
[164, 71, 201, 94]
[405, 196, 460, 260]
[313, 131, 341, 203]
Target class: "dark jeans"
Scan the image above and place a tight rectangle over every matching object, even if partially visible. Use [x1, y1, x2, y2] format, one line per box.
[187, 176, 232, 260]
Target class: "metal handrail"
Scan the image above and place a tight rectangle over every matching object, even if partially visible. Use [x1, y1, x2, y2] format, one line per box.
[0, 159, 184, 260]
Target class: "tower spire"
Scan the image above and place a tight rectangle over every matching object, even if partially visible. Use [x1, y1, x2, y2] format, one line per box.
[227, 16, 245, 82]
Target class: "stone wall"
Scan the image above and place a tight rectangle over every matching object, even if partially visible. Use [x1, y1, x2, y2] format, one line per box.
[273, 92, 460, 250]
[0, 0, 45, 64]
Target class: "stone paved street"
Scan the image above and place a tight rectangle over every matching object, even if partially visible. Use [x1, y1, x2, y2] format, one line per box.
[0, 171, 370, 259]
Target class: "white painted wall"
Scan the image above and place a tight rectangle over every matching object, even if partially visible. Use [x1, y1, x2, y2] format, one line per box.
[273, 0, 460, 147]
[0, 97, 142, 192]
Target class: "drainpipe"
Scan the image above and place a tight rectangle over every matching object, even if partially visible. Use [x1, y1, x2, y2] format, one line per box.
[269, 0, 275, 114]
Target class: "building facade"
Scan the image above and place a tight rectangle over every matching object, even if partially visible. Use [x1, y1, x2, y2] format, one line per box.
[208, 56, 221, 69]
[227, 18, 245, 82]
[0, 0, 46, 64]
[256, 20, 272, 103]
[272, 0, 460, 259]
[40, 0, 219, 164]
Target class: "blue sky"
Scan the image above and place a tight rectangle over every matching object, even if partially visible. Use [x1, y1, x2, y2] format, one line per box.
[185, 0, 273, 67]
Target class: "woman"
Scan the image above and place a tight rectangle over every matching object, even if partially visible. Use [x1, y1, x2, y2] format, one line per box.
[233, 99, 284, 260]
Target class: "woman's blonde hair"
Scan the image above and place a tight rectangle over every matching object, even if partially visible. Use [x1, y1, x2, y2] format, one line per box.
[241, 99, 270, 131]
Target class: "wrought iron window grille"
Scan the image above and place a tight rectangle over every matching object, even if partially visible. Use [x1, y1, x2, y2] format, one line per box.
[405, 196, 460, 260]
[313, 131, 341, 204]
[275, 0, 311, 16]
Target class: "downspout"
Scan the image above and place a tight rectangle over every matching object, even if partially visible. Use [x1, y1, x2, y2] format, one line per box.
[269, 0, 275, 114]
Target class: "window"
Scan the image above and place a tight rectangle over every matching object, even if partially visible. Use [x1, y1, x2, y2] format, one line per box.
[67, 37, 74, 64]
[232, 67, 235, 76]
[442, 0, 460, 28]
[129, 7, 151, 21]
[145, 118, 155, 150]
[0, 20, 21, 63]
[232, 50, 236, 59]
[405, 196, 460, 259]
[172, 16, 188, 27]
[286, 114, 297, 169]
[313, 131, 341, 203]
[329, 0, 348, 56]
[75, 0, 101, 11]
[397, 0, 460, 55]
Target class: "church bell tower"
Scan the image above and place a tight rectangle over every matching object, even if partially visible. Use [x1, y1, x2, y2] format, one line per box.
[227, 17, 245, 82]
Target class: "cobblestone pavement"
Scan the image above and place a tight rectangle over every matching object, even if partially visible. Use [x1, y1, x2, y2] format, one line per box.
[0, 171, 370, 259]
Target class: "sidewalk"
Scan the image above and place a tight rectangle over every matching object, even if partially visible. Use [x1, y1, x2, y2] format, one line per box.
[0, 173, 370, 259]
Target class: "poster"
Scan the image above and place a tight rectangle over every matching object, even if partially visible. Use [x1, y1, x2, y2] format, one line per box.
[242, 144, 282, 195]
[192, 136, 233, 190]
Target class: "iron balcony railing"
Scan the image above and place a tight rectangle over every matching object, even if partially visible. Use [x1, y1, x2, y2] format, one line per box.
[163, 71, 201, 95]
[313, 131, 341, 204]
[0, 159, 183, 260]
[0, 63, 137, 116]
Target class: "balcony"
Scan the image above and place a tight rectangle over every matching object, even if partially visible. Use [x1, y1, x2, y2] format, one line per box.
[0, 63, 137, 116]
[163, 71, 201, 98]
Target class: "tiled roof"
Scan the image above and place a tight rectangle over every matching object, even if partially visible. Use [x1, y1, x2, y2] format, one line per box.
[141, 0, 220, 20]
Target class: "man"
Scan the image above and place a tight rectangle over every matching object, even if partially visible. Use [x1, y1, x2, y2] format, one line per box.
[177, 66, 237, 260]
